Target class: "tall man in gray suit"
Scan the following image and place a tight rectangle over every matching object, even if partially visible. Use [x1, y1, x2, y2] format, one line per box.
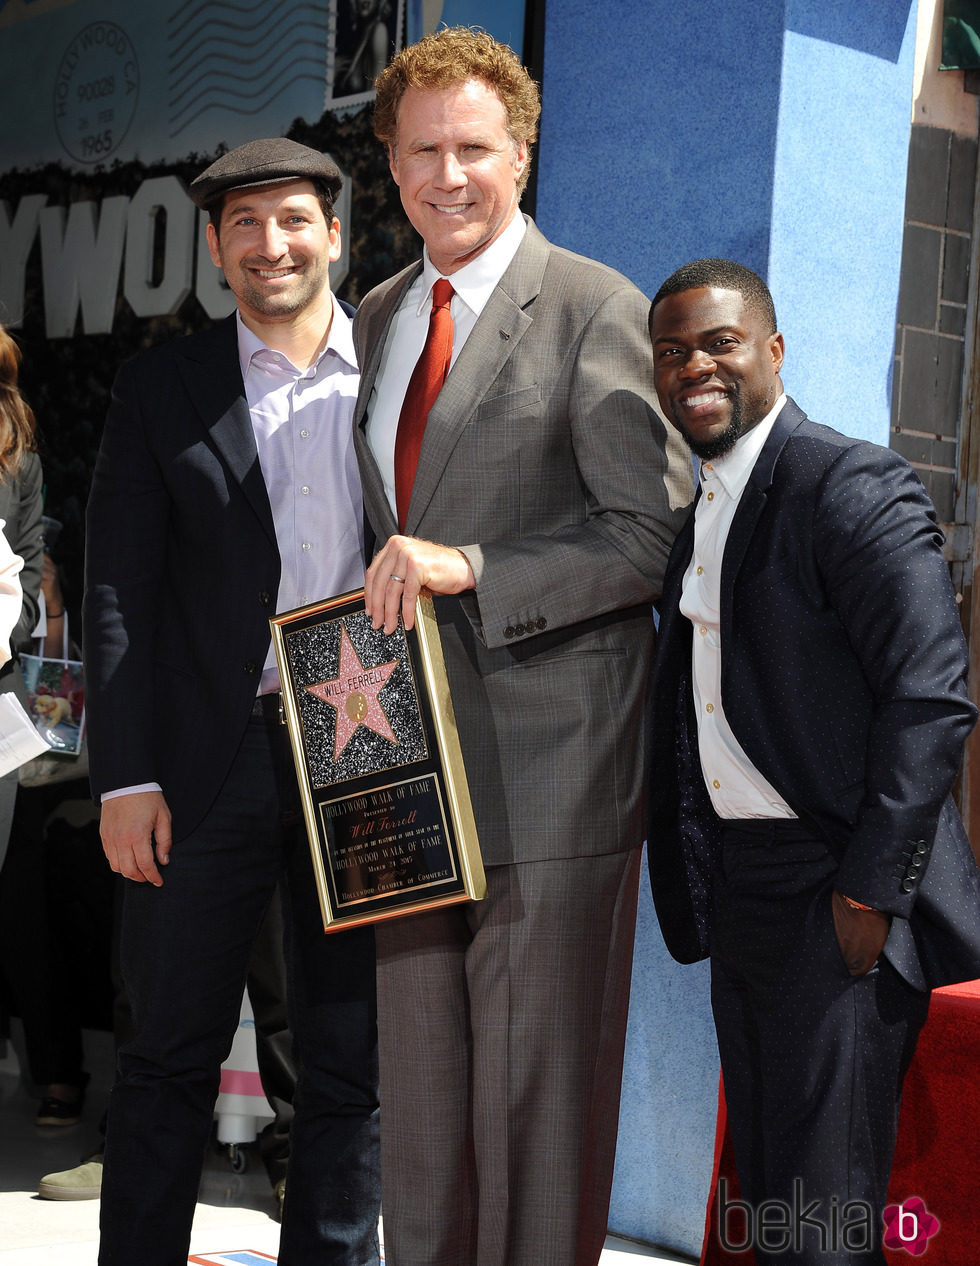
[353, 27, 693, 1266]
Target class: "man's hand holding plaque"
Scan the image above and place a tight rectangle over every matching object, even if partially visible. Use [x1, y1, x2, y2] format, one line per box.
[363, 534, 476, 634]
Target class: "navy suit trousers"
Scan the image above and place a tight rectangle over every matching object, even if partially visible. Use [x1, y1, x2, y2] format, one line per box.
[98, 713, 380, 1266]
[708, 820, 929, 1266]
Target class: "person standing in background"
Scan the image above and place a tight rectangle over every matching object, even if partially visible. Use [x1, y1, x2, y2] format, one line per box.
[0, 323, 48, 1112]
[0, 324, 44, 869]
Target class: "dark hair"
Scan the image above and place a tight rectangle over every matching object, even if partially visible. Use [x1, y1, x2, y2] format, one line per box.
[374, 26, 541, 196]
[0, 325, 37, 479]
[650, 258, 778, 334]
[208, 181, 336, 235]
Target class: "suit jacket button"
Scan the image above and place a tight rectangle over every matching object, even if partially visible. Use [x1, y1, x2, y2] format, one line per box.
[914, 841, 928, 855]
[259, 591, 272, 607]
[901, 878, 915, 892]
[514, 622, 526, 636]
[244, 660, 258, 674]
[536, 617, 547, 630]
[504, 626, 516, 639]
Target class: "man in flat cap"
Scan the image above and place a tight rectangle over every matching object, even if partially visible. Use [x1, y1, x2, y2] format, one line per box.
[84, 138, 380, 1266]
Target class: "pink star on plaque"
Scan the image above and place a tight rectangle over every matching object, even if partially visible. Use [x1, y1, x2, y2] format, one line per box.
[305, 625, 400, 761]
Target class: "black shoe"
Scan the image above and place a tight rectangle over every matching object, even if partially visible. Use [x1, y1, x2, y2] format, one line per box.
[37, 1079, 87, 1127]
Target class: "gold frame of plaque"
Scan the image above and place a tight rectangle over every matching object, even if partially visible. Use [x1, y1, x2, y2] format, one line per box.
[270, 589, 486, 932]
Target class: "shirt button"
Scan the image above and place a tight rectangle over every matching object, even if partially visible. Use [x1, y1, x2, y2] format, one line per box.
[712, 779, 720, 789]
[706, 491, 715, 501]
[699, 625, 707, 636]
[300, 485, 310, 495]
[300, 428, 310, 438]
[705, 702, 714, 714]
[302, 541, 312, 552]
[696, 565, 704, 576]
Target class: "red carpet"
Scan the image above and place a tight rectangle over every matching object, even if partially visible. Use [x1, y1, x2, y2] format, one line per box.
[701, 980, 980, 1265]
[884, 979, 980, 1264]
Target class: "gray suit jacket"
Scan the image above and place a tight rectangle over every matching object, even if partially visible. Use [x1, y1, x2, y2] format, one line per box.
[0, 450, 44, 699]
[353, 218, 693, 866]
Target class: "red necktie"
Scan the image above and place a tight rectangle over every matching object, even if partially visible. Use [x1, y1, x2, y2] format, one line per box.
[394, 279, 455, 531]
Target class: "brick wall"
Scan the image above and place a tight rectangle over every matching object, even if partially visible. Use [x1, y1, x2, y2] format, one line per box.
[892, 125, 977, 523]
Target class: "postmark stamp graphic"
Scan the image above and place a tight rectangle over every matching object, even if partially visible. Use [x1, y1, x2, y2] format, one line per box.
[53, 22, 139, 164]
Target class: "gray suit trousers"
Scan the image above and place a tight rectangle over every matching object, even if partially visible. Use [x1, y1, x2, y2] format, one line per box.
[376, 848, 641, 1266]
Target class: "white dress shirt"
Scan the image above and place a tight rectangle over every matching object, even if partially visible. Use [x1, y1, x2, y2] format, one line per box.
[680, 394, 796, 819]
[102, 297, 363, 802]
[365, 212, 527, 515]
[0, 519, 22, 668]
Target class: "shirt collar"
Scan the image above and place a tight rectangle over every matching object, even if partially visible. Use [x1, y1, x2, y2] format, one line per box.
[418, 211, 527, 319]
[236, 293, 356, 379]
[700, 393, 787, 500]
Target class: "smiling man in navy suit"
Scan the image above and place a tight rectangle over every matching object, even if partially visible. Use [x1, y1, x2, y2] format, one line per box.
[646, 258, 980, 1264]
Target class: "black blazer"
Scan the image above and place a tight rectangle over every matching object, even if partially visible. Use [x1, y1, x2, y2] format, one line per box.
[647, 398, 980, 991]
[83, 316, 281, 840]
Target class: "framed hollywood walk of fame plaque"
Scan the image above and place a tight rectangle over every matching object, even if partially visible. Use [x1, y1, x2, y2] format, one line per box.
[270, 590, 486, 931]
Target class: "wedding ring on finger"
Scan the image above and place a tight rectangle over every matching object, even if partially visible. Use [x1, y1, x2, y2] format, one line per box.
[389, 574, 405, 583]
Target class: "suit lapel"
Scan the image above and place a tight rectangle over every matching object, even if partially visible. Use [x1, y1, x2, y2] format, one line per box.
[353, 264, 422, 542]
[719, 399, 805, 645]
[651, 505, 696, 766]
[658, 507, 695, 646]
[404, 218, 547, 533]
[175, 316, 277, 548]
[354, 264, 421, 431]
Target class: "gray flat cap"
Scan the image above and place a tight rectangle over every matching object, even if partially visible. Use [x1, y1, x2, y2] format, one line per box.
[188, 138, 342, 209]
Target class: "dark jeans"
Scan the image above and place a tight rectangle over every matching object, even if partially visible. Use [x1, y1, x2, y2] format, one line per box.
[709, 819, 929, 1266]
[98, 714, 380, 1266]
[0, 776, 114, 1088]
[249, 884, 295, 1188]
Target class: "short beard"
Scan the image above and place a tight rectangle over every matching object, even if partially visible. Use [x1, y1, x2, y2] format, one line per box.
[675, 393, 743, 461]
[233, 254, 330, 321]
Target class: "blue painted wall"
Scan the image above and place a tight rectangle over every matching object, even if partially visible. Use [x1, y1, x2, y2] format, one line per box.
[771, 4, 918, 442]
[535, 2, 918, 1254]
[537, 0, 916, 446]
[538, 1, 784, 295]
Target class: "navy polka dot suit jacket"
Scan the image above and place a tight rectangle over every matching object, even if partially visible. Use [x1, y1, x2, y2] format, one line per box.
[648, 397, 980, 992]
